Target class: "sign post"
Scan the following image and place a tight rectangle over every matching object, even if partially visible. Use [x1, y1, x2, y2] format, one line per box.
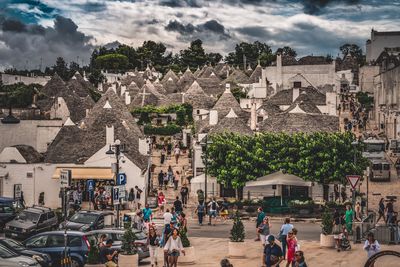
[116, 173, 127, 185]
[59, 169, 72, 267]
[347, 175, 361, 223]
[13, 184, 22, 200]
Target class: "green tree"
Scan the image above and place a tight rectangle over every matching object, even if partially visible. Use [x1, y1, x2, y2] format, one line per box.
[94, 53, 129, 71]
[225, 41, 273, 68]
[230, 212, 245, 242]
[179, 39, 208, 71]
[136, 41, 172, 72]
[0, 83, 39, 108]
[276, 46, 297, 57]
[88, 69, 106, 87]
[356, 92, 374, 112]
[86, 240, 100, 264]
[53, 57, 69, 81]
[340, 43, 364, 65]
[121, 225, 137, 255]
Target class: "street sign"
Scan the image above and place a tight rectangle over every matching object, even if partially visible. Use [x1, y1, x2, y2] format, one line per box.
[87, 180, 95, 191]
[60, 170, 71, 188]
[113, 187, 119, 202]
[116, 173, 127, 185]
[14, 184, 22, 199]
[346, 175, 360, 189]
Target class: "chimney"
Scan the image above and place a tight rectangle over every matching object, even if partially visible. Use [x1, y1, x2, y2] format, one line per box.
[250, 101, 257, 130]
[85, 109, 90, 118]
[276, 53, 282, 68]
[209, 110, 218, 125]
[225, 83, 231, 93]
[98, 83, 103, 92]
[125, 92, 131, 105]
[121, 85, 126, 96]
[106, 126, 114, 145]
[292, 88, 300, 102]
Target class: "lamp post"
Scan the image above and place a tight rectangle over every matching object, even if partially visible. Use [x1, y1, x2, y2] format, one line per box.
[200, 135, 213, 205]
[106, 139, 125, 228]
[351, 141, 358, 218]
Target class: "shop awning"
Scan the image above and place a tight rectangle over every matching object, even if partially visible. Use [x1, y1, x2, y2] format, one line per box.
[244, 171, 312, 188]
[52, 167, 114, 180]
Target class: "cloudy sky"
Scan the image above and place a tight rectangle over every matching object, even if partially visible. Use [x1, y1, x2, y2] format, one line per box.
[1, 0, 400, 69]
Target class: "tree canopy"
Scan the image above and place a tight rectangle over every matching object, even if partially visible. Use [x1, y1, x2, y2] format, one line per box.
[340, 43, 364, 65]
[206, 132, 368, 189]
[225, 41, 274, 68]
[0, 83, 41, 108]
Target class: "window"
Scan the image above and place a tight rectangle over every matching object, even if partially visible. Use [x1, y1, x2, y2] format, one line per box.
[293, 81, 302, 88]
[26, 235, 48, 248]
[46, 235, 64, 247]
[196, 110, 200, 115]
[38, 214, 45, 224]
[47, 211, 55, 219]
[68, 236, 82, 247]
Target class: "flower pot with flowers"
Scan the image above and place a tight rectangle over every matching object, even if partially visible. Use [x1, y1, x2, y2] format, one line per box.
[228, 211, 246, 258]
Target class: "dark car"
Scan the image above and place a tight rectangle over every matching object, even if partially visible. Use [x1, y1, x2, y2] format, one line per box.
[24, 231, 95, 267]
[0, 197, 20, 231]
[4, 206, 58, 240]
[0, 243, 41, 267]
[61, 210, 114, 232]
[87, 228, 150, 260]
[0, 238, 52, 267]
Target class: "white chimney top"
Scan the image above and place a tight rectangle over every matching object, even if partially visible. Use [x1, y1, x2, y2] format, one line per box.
[226, 108, 238, 118]
[64, 117, 75, 126]
[209, 110, 218, 125]
[103, 100, 112, 109]
[225, 83, 231, 93]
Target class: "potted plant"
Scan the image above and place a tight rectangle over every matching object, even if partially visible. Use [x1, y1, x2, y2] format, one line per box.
[320, 211, 335, 248]
[118, 224, 138, 267]
[178, 228, 196, 265]
[85, 240, 102, 267]
[228, 212, 246, 258]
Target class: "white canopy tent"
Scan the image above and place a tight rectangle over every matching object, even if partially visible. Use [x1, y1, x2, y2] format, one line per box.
[190, 173, 219, 197]
[244, 171, 312, 203]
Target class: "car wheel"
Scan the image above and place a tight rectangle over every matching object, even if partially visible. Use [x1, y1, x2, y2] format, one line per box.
[70, 258, 82, 267]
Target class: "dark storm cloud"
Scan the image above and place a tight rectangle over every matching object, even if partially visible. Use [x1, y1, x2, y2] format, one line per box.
[0, 16, 93, 69]
[236, 26, 268, 38]
[165, 19, 230, 38]
[160, 0, 203, 8]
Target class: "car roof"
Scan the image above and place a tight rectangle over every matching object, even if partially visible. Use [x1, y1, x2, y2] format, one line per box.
[30, 230, 87, 237]
[76, 210, 114, 216]
[87, 228, 142, 234]
[0, 197, 15, 203]
[24, 206, 52, 214]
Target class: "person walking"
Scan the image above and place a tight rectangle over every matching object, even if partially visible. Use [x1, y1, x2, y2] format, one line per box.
[345, 205, 353, 234]
[174, 196, 183, 215]
[355, 202, 362, 221]
[143, 204, 153, 223]
[163, 208, 173, 227]
[128, 188, 135, 210]
[255, 207, 266, 241]
[168, 166, 174, 186]
[135, 186, 143, 210]
[158, 171, 164, 190]
[161, 148, 166, 165]
[179, 212, 188, 233]
[174, 171, 180, 190]
[258, 217, 271, 246]
[208, 198, 219, 226]
[195, 202, 205, 225]
[163, 173, 169, 190]
[164, 228, 185, 267]
[279, 218, 293, 260]
[264, 235, 283, 267]
[158, 192, 166, 215]
[293, 251, 308, 267]
[363, 232, 380, 267]
[286, 230, 297, 267]
[376, 198, 385, 224]
[180, 184, 189, 208]
[174, 145, 181, 164]
[162, 221, 175, 267]
[386, 199, 395, 225]
[148, 227, 160, 267]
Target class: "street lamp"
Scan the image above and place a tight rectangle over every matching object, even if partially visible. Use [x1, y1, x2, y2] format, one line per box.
[106, 139, 126, 228]
[200, 135, 213, 205]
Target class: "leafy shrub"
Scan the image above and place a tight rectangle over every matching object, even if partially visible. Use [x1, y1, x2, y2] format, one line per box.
[179, 228, 191, 248]
[230, 212, 245, 242]
[121, 225, 137, 255]
[144, 123, 181, 135]
[321, 211, 333, 235]
[87, 240, 100, 264]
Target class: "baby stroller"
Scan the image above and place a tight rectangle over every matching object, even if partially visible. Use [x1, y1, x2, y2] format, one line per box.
[340, 234, 351, 251]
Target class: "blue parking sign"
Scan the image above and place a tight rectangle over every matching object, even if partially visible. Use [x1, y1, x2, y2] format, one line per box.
[117, 173, 127, 185]
[87, 180, 95, 191]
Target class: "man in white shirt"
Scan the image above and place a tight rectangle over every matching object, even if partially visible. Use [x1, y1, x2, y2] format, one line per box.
[163, 209, 173, 226]
[207, 198, 219, 226]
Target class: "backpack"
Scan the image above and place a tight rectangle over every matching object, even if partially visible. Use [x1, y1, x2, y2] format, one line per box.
[211, 201, 217, 210]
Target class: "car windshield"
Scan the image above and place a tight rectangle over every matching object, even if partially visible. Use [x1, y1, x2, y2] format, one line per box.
[70, 213, 98, 224]
[0, 244, 18, 258]
[1, 239, 24, 250]
[17, 211, 40, 223]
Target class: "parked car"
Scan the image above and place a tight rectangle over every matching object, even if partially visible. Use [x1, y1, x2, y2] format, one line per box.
[87, 228, 150, 260]
[0, 243, 40, 266]
[23, 231, 96, 267]
[0, 197, 20, 231]
[60, 210, 114, 232]
[4, 206, 58, 240]
[0, 238, 52, 267]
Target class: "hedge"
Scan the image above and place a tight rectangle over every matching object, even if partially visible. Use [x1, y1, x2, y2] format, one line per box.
[144, 123, 181, 135]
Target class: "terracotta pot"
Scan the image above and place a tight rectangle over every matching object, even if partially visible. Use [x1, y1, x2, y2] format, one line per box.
[320, 233, 335, 248]
[118, 253, 139, 267]
[179, 246, 196, 265]
[228, 241, 246, 258]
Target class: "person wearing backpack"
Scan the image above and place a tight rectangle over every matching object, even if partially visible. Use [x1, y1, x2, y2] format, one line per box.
[208, 198, 219, 226]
